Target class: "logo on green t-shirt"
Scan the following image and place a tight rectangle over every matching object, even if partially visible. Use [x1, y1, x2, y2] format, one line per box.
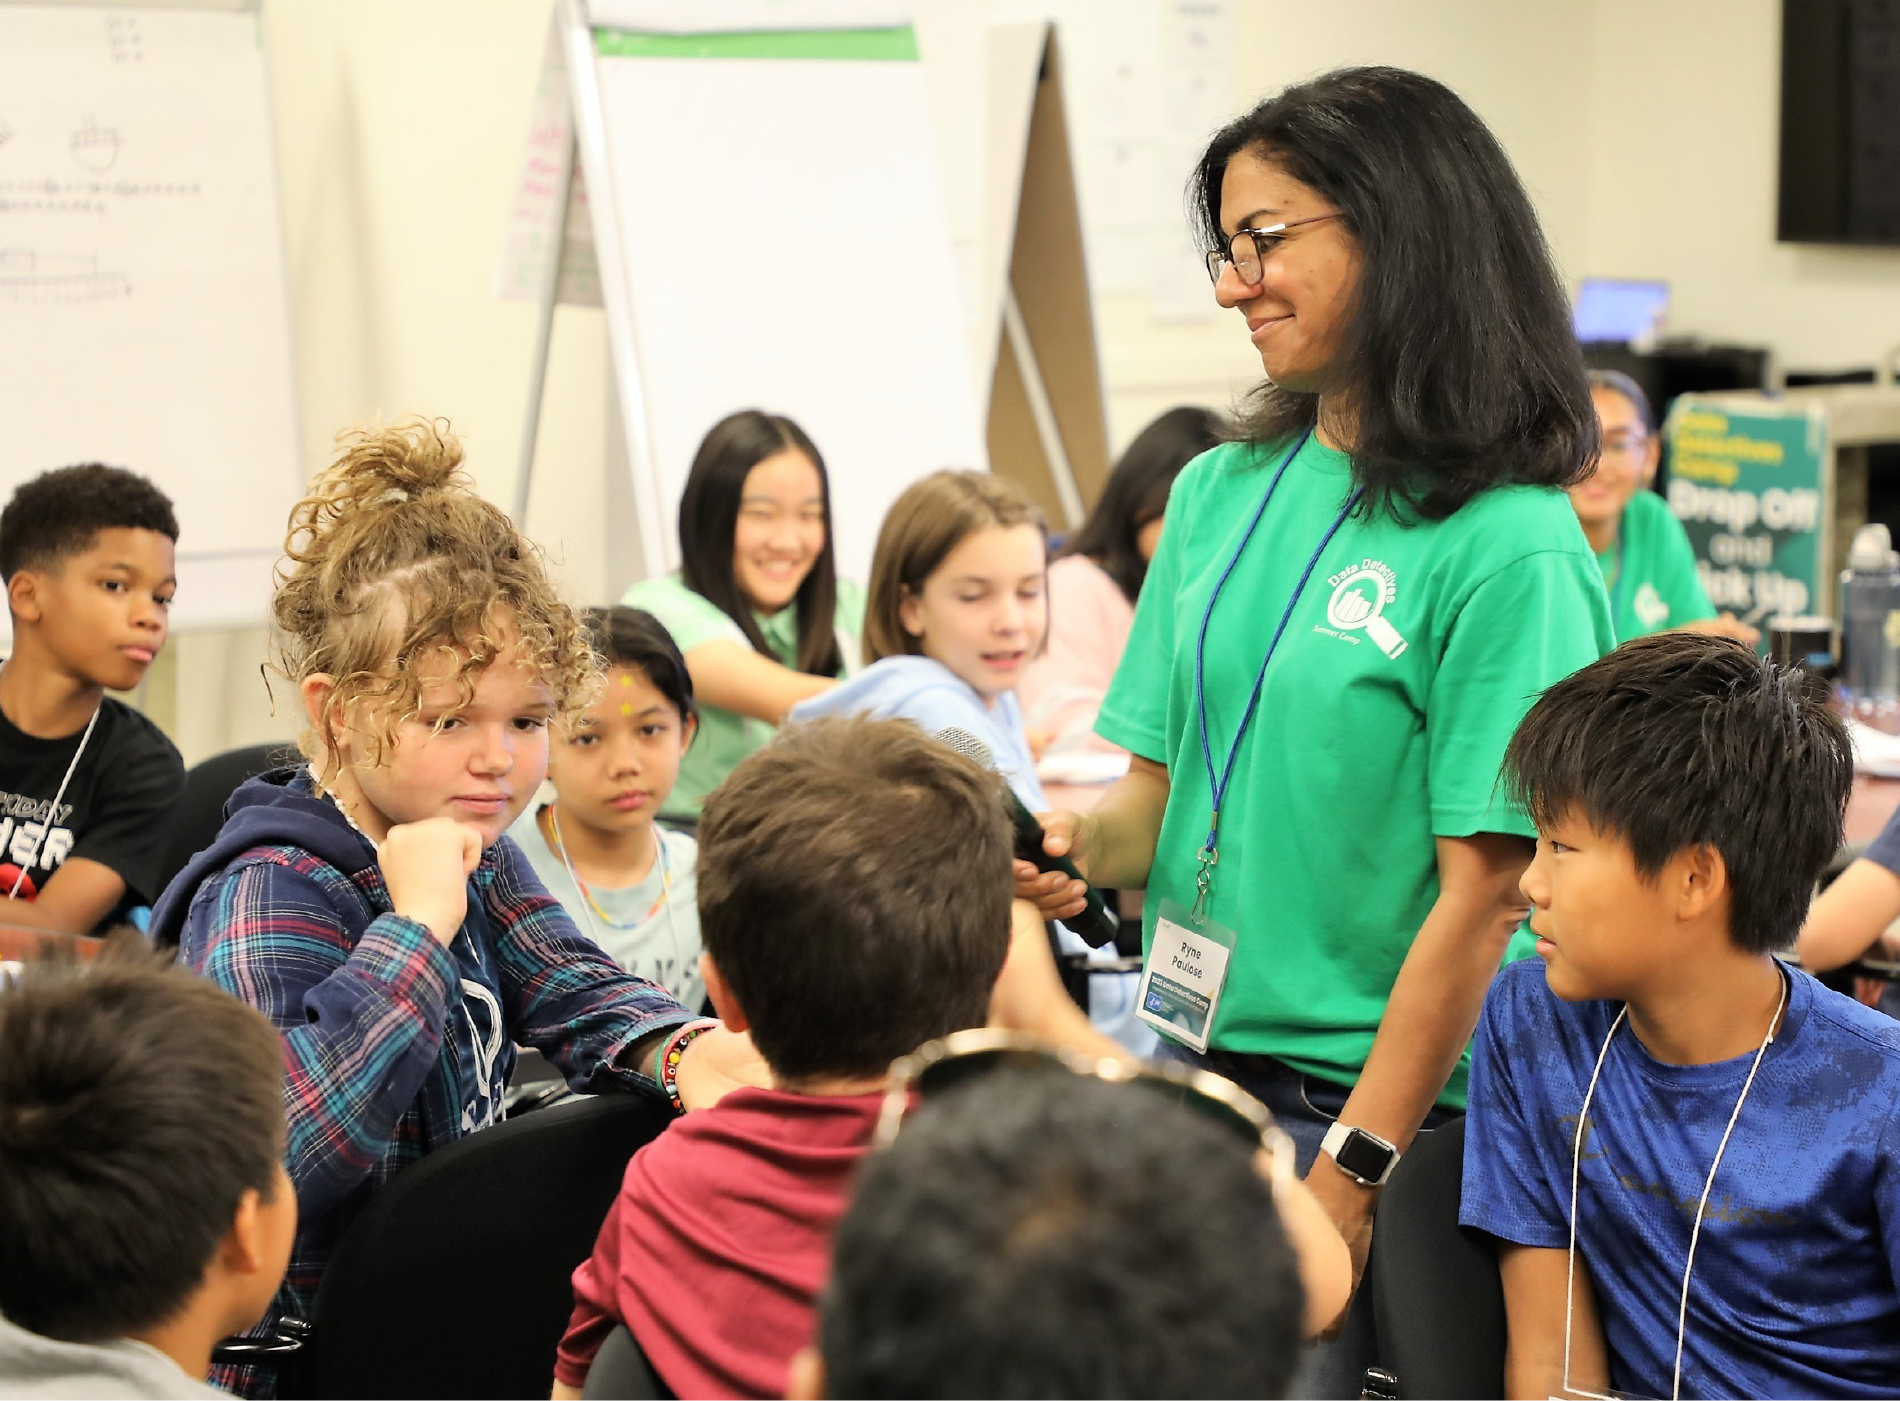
[1319, 559, 1410, 659]
[1633, 582, 1670, 632]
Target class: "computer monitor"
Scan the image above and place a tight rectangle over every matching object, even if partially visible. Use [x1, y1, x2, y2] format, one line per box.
[1573, 278, 1669, 346]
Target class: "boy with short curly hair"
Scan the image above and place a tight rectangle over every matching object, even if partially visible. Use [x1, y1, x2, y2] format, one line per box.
[0, 463, 184, 932]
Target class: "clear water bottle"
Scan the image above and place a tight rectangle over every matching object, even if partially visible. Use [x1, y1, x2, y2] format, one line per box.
[1840, 523, 1900, 730]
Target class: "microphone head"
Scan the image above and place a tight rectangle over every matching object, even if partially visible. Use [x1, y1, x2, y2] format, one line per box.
[935, 725, 996, 771]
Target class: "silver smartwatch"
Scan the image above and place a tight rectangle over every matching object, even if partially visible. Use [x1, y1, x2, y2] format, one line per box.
[1320, 1121, 1401, 1187]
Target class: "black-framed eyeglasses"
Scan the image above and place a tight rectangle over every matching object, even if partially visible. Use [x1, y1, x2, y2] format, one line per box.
[875, 1028, 1296, 1197]
[1204, 213, 1345, 286]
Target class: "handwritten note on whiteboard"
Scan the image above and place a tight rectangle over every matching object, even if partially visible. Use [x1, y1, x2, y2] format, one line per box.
[493, 18, 600, 309]
[0, 5, 299, 632]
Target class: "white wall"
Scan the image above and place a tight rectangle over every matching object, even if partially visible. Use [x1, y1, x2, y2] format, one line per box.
[150, 0, 613, 763]
[1584, 0, 1900, 376]
[1094, 0, 1596, 445]
[142, 0, 1900, 764]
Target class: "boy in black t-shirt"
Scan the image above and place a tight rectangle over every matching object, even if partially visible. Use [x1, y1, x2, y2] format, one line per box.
[0, 464, 184, 932]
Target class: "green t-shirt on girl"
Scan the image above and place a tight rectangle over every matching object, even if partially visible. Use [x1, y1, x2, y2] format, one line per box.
[1096, 436, 1613, 1108]
[1599, 487, 1717, 642]
[619, 573, 864, 820]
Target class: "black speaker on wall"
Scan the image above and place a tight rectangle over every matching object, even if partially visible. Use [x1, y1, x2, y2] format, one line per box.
[1779, 0, 1900, 246]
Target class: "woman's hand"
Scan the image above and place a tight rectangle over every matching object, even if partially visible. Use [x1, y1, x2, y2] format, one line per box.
[1302, 1158, 1380, 1334]
[1012, 811, 1093, 921]
[1266, 1153, 1355, 1339]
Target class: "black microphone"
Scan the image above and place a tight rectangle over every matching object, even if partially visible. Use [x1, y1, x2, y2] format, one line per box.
[936, 726, 1121, 949]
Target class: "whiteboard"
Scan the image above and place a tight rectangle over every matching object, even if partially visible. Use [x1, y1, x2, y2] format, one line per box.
[573, 15, 985, 586]
[0, 3, 299, 632]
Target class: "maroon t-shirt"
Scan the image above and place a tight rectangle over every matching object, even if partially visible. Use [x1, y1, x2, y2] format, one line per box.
[556, 1086, 885, 1400]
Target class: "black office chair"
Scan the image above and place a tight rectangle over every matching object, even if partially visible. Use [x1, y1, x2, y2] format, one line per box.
[1363, 1117, 1506, 1399]
[215, 1091, 673, 1399]
[155, 742, 293, 898]
[580, 1323, 675, 1400]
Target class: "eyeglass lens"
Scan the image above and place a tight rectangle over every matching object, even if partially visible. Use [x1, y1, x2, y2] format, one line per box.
[1206, 231, 1266, 287]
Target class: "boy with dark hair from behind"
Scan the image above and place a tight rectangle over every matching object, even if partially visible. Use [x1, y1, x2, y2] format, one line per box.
[0, 464, 184, 933]
[552, 716, 1016, 1401]
[792, 1065, 1306, 1401]
[1462, 633, 1900, 1399]
[0, 951, 296, 1398]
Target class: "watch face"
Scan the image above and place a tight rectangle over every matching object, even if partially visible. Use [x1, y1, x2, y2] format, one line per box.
[1333, 1129, 1394, 1183]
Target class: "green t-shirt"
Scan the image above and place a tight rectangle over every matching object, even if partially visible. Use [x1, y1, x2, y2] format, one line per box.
[1096, 436, 1613, 1106]
[618, 573, 864, 819]
[1599, 488, 1716, 642]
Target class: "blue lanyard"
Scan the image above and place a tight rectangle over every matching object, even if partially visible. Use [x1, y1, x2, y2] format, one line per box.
[1191, 429, 1362, 920]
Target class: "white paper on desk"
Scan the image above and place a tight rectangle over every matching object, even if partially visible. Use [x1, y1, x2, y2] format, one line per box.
[1848, 718, 1900, 777]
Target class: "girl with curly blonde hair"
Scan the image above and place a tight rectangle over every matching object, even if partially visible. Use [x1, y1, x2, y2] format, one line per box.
[149, 419, 739, 1399]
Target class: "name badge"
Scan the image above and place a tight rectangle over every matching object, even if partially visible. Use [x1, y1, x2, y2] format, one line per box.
[1134, 898, 1235, 1053]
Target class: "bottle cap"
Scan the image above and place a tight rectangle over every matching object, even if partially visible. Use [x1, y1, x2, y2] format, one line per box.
[1848, 523, 1899, 572]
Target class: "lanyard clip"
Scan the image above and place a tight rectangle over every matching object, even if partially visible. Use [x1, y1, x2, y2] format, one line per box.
[1191, 832, 1219, 925]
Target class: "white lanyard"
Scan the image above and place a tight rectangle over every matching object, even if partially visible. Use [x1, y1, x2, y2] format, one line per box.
[1563, 970, 1787, 1401]
[7, 703, 99, 899]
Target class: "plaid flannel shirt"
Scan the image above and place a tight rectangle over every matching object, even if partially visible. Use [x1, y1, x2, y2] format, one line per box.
[177, 832, 693, 1398]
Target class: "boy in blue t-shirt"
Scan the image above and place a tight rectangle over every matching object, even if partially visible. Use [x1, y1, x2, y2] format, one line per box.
[1462, 634, 1900, 1400]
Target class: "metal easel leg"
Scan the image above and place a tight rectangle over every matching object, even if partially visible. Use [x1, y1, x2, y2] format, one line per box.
[1003, 287, 1085, 530]
[512, 134, 576, 526]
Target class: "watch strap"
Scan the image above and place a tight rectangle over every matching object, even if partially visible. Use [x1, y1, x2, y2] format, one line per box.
[1320, 1120, 1400, 1187]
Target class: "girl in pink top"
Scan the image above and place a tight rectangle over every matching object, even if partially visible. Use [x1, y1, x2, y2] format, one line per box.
[1022, 407, 1225, 759]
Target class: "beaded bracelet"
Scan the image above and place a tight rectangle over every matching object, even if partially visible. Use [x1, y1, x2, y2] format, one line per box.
[658, 1019, 720, 1112]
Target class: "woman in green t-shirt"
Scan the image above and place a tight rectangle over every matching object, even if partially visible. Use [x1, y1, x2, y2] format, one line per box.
[622, 410, 863, 822]
[1015, 67, 1613, 1378]
[1572, 370, 1760, 645]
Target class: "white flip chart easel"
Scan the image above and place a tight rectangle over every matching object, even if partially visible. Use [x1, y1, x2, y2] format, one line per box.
[502, 0, 1109, 592]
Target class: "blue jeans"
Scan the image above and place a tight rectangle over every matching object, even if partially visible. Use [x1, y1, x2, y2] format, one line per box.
[1151, 1041, 1453, 1400]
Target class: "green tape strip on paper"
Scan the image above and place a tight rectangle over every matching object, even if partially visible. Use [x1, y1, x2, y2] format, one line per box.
[594, 27, 917, 61]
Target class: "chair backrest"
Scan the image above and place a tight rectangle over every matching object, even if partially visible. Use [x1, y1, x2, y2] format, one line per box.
[155, 742, 292, 897]
[293, 1091, 674, 1400]
[581, 1323, 675, 1401]
[1364, 1116, 1506, 1400]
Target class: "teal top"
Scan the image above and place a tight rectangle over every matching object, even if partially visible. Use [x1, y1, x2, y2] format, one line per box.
[619, 573, 864, 819]
[1097, 436, 1613, 1106]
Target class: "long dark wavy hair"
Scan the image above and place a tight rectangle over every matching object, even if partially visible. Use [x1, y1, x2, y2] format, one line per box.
[677, 409, 843, 677]
[1061, 406, 1224, 602]
[1189, 67, 1598, 522]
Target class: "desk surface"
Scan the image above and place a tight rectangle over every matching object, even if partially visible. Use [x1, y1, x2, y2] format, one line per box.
[1848, 776, 1900, 850]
